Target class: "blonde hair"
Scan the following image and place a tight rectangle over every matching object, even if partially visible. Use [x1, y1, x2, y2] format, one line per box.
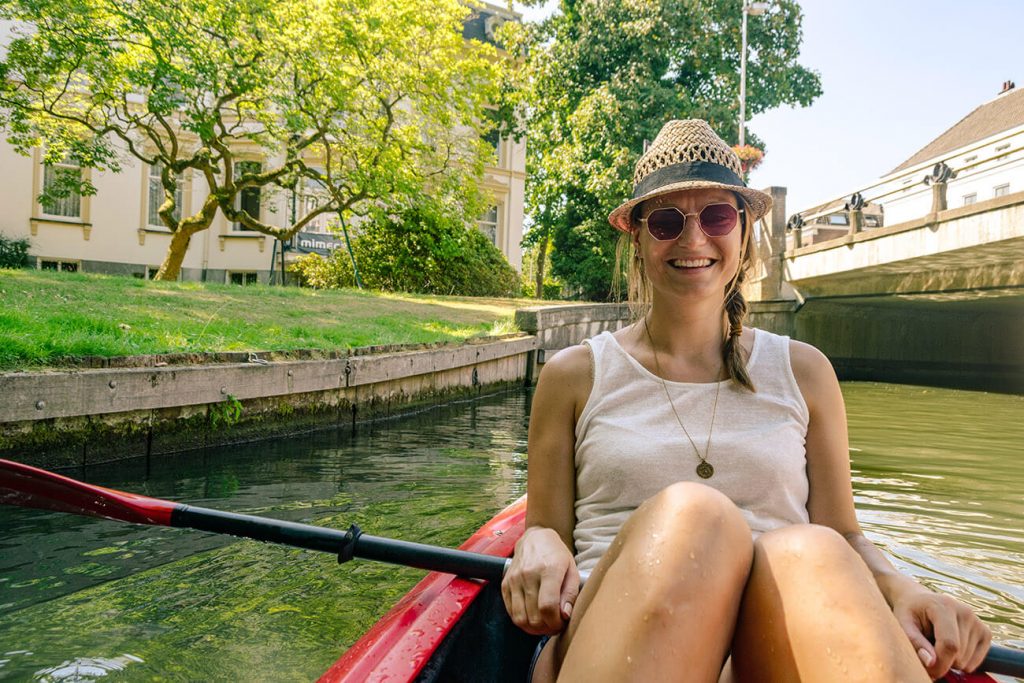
[613, 194, 757, 391]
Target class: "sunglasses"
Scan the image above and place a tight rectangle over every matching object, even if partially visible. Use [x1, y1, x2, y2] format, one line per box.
[639, 202, 743, 241]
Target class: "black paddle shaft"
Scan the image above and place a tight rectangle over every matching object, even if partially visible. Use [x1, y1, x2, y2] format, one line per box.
[171, 504, 509, 582]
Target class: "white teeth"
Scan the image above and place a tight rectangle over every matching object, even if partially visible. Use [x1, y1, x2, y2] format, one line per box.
[670, 258, 713, 268]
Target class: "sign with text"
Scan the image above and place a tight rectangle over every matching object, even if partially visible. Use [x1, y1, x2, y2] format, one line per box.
[292, 231, 345, 256]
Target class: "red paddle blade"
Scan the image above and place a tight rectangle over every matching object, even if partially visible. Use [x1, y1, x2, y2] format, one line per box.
[0, 459, 177, 526]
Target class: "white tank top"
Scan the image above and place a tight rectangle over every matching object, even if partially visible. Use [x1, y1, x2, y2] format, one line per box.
[573, 328, 810, 574]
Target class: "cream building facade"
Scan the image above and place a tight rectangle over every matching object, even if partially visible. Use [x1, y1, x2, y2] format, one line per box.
[0, 4, 526, 283]
[789, 82, 1024, 249]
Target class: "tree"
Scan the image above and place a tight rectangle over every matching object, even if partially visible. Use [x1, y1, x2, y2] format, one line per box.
[0, 0, 500, 279]
[503, 0, 822, 300]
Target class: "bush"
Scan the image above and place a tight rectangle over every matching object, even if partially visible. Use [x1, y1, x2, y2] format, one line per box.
[291, 200, 520, 298]
[0, 233, 30, 269]
[290, 252, 352, 289]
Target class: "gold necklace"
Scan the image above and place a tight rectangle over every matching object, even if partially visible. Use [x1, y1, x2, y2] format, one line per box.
[643, 318, 722, 480]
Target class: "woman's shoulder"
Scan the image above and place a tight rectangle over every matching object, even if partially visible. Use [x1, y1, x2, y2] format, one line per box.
[535, 343, 595, 422]
[537, 343, 594, 397]
[785, 338, 840, 410]
[544, 342, 593, 378]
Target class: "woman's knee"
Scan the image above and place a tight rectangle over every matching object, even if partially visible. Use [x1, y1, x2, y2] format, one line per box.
[617, 483, 753, 590]
[753, 524, 863, 576]
[638, 482, 749, 538]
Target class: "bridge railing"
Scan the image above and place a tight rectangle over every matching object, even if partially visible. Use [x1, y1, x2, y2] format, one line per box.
[784, 126, 1024, 252]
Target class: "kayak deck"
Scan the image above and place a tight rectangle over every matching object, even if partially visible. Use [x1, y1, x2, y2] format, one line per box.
[320, 495, 998, 682]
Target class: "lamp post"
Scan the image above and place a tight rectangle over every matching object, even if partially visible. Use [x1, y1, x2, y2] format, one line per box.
[739, 1, 769, 147]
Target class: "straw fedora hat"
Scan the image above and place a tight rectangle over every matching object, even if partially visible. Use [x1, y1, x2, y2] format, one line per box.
[608, 119, 772, 233]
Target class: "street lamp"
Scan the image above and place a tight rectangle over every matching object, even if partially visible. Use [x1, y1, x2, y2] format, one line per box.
[739, 1, 769, 147]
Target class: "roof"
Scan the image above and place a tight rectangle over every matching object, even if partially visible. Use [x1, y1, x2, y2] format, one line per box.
[462, 2, 520, 47]
[888, 86, 1024, 174]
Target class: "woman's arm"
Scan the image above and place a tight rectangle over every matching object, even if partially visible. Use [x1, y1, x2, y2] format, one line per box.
[502, 344, 592, 635]
[791, 340, 991, 678]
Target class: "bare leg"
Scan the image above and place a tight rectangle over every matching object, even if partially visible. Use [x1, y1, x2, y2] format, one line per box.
[536, 482, 753, 683]
[731, 524, 929, 683]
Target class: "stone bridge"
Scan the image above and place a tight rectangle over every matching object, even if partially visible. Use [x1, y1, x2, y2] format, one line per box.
[746, 187, 1023, 393]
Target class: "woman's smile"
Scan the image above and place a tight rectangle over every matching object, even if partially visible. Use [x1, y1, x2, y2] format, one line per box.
[667, 256, 718, 271]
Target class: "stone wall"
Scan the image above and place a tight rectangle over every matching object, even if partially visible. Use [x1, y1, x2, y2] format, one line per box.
[1, 336, 536, 468]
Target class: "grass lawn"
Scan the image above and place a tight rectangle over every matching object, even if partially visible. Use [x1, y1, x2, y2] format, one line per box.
[0, 269, 562, 371]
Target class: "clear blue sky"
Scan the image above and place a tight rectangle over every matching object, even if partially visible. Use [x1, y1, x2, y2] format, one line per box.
[513, 0, 1023, 214]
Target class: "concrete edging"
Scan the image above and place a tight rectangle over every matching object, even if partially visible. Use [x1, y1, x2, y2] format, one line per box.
[0, 335, 539, 467]
[2, 336, 537, 423]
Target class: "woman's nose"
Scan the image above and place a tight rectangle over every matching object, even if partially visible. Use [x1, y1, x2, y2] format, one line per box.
[676, 217, 708, 246]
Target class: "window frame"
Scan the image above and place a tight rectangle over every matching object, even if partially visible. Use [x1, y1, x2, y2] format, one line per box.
[232, 160, 263, 232]
[146, 162, 184, 229]
[37, 257, 81, 273]
[227, 270, 259, 286]
[40, 156, 83, 220]
[477, 203, 500, 245]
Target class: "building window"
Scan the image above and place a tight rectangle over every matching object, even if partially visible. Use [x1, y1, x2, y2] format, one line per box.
[993, 184, 1009, 198]
[233, 161, 262, 231]
[477, 205, 499, 244]
[38, 258, 79, 272]
[41, 158, 82, 218]
[228, 271, 258, 286]
[299, 171, 332, 233]
[482, 109, 503, 167]
[963, 193, 977, 206]
[816, 213, 848, 226]
[148, 162, 183, 228]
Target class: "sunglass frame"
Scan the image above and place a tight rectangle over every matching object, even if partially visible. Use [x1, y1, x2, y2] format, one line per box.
[638, 202, 744, 241]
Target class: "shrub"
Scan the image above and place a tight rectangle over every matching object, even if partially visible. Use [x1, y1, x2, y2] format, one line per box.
[0, 233, 30, 269]
[292, 199, 520, 298]
[289, 252, 354, 289]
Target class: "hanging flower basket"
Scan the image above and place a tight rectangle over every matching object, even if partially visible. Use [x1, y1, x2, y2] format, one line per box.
[731, 144, 764, 181]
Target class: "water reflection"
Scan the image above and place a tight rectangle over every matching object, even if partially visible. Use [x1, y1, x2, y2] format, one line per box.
[844, 382, 1024, 650]
[0, 384, 1020, 681]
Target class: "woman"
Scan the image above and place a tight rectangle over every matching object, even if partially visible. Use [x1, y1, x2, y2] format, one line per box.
[501, 120, 990, 682]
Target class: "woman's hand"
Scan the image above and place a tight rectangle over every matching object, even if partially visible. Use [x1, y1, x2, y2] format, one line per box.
[891, 584, 992, 679]
[501, 526, 580, 636]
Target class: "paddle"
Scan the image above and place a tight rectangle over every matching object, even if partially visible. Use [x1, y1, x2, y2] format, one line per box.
[0, 458, 509, 582]
[2, 459, 1022, 678]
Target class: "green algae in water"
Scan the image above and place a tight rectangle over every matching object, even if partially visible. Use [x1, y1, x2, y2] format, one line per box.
[0, 389, 528, 680]
[0, 496, 496, 681]
[1, 386, 1020, 680]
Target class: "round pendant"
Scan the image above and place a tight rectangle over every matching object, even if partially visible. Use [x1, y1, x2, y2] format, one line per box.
[696, 461, 714, 479]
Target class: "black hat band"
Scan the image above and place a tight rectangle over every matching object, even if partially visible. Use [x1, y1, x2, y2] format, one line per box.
[633, 161, 746, 199]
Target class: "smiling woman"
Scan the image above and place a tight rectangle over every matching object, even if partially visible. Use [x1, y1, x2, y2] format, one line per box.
[502, 120, 993, 683]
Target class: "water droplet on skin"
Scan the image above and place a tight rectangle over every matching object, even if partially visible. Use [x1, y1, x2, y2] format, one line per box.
[627, 656, 632, 664]
[689, 551, 696, 559]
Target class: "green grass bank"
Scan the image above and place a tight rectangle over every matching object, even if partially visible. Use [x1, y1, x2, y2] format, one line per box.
[0, 269, 554, 372]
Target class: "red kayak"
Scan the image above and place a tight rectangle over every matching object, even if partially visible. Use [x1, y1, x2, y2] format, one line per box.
[319, 497, 998, 683]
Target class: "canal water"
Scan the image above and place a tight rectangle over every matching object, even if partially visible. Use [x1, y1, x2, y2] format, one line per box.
[0, 383, 1021, 681]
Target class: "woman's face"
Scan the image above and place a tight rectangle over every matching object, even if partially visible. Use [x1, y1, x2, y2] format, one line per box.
[633, 188, 744, 302]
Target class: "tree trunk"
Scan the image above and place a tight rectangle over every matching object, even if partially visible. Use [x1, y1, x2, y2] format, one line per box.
[154, 229, 194, 281]
[533, 232, 549, 299]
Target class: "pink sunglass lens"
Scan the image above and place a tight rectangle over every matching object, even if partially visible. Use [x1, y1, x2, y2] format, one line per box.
[698, 204, 739, 235]
[646, 209, 684, 240]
